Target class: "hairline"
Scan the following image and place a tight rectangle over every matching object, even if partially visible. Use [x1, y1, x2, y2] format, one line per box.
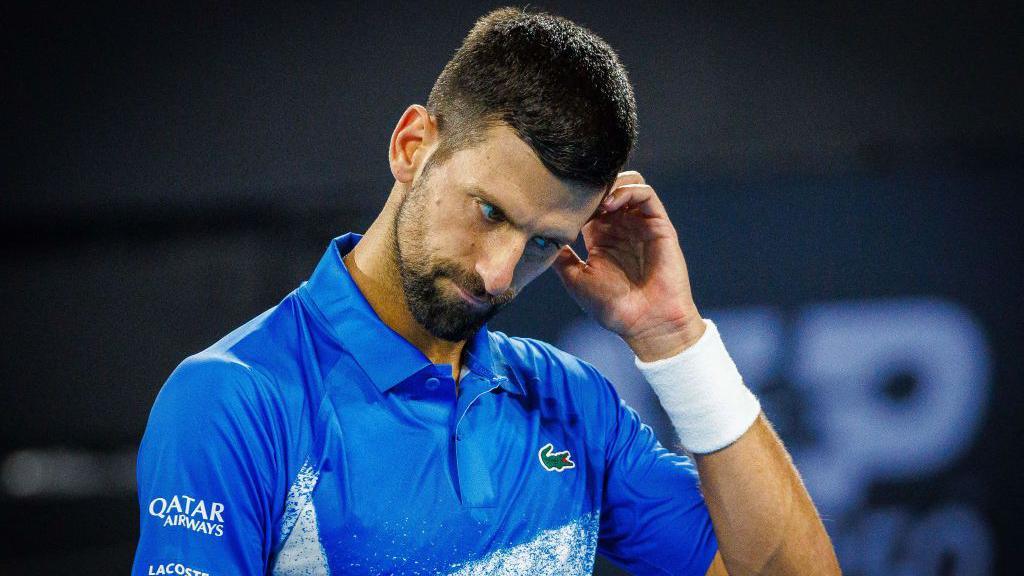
[425, 114, 612, 199]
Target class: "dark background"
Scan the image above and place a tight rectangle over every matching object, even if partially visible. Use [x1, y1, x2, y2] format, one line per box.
[2, 2, 1021, 574]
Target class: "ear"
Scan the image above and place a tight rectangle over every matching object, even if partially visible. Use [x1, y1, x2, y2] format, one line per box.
[388, 104, 438, 184]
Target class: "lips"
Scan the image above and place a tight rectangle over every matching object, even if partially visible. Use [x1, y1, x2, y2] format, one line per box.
[451, 279, 488, 309]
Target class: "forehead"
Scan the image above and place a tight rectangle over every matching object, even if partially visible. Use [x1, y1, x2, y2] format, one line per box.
[438, 123, 603, 222]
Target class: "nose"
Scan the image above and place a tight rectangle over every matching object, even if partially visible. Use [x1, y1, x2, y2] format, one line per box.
[475, 236, 525, 297]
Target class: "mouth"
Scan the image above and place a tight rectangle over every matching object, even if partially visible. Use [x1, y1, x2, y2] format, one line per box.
[449, 279, 489, 310]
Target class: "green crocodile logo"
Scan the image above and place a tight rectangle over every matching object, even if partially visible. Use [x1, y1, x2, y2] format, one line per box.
[538, 443, 575, 472]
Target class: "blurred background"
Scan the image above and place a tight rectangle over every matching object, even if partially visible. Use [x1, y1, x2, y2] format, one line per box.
[2, 1, 1021, 574]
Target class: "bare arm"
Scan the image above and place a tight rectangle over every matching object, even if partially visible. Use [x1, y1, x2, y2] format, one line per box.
[631, 321, 840, 576]
[696, 414, 840, 575]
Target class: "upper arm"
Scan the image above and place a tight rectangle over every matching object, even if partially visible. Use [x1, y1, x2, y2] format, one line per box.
[589, 366, 719, 576]
[131, 356, 279, 575]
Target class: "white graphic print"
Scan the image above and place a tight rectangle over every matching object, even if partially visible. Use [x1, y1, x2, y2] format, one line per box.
[148, 495, 225, 537]
[271, 459, 599, 576]
[272, 460, 329, 575]
[147, 562, 210, 575]
[445, 512, 601, 576]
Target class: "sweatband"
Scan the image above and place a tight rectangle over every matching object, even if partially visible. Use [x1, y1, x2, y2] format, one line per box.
[634, 319, 761, 454]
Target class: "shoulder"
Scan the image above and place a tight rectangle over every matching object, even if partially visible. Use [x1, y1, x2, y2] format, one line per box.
[141, 350, 287, 486]
[151, 294, 301, 429]
[156, 293, 310, 415]
[150, 352, 276, 429]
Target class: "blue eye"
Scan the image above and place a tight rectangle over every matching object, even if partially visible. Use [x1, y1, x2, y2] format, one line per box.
[479, 201, 505, 222]
[476, 199, 558, 252]
[531, 236, 555, 250]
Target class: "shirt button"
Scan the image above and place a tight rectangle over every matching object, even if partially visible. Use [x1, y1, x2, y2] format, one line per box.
[424, 377, 440, 391]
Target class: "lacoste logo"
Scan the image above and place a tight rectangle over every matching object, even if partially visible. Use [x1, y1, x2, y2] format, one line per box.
[538, 442, 575, 472]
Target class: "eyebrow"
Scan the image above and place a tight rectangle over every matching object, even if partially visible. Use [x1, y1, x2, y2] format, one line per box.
[463, 184, 577, 246]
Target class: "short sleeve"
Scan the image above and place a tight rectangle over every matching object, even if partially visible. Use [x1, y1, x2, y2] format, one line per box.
[593, 369, 719, 576]
[131, 356, 279, 576]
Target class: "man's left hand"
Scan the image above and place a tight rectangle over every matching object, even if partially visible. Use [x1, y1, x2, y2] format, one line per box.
[551, 170, 706, 362]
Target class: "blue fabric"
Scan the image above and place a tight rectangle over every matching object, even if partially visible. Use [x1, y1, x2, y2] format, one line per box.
[132, 232, 718, 576]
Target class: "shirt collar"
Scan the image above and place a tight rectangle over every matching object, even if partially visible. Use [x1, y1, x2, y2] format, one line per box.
[297, 233, 524, 396]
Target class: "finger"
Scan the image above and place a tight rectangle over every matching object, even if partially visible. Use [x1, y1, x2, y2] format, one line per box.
[602, 171, 645, 204]
[614, 170, 645, 187]
[550, 244, 588, 287]
[601, 183, 668, 218]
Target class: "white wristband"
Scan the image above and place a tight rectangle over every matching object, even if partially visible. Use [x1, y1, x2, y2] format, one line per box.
[634, 319, 761, 454]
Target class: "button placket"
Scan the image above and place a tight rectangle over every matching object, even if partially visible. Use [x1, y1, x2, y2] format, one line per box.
[449, 374, 503, 507]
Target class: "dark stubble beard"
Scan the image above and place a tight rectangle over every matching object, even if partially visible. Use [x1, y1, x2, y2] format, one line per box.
[389, 169, 516, 342]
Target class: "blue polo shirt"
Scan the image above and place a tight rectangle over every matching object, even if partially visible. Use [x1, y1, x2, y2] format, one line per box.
[132, 232, 718, 576]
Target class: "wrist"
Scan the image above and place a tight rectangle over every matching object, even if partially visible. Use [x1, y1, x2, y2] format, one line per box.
[625, 312, 706, 362]
[634, 318, 761, 454]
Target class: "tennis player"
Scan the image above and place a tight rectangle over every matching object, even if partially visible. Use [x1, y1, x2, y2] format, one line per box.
[133, 7, 839, 575]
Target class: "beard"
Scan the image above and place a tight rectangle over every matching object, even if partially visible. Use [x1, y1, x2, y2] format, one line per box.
[390, 168, 516, 342]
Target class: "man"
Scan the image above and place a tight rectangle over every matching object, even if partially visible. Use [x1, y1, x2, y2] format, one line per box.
[133, 7, 839, 575]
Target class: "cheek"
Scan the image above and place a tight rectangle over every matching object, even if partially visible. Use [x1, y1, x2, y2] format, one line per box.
[453, 235, 477, 260]
[409, 191, 452, 251]
[436, 216, 479, 263]
[452, 204, 488, 257]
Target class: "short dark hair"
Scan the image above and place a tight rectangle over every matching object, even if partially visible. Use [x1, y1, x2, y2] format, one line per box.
[426, 6, 637, 191]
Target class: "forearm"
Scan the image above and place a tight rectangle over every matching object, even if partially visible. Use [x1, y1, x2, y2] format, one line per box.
[695, 414, 840, 575]
[631, 318, 839, 575]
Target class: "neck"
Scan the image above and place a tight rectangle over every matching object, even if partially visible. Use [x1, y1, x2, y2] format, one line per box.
[342, 185, 467, 380]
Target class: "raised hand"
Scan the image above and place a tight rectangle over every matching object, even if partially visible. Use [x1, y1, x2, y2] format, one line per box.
[551, 171, 706, 361]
